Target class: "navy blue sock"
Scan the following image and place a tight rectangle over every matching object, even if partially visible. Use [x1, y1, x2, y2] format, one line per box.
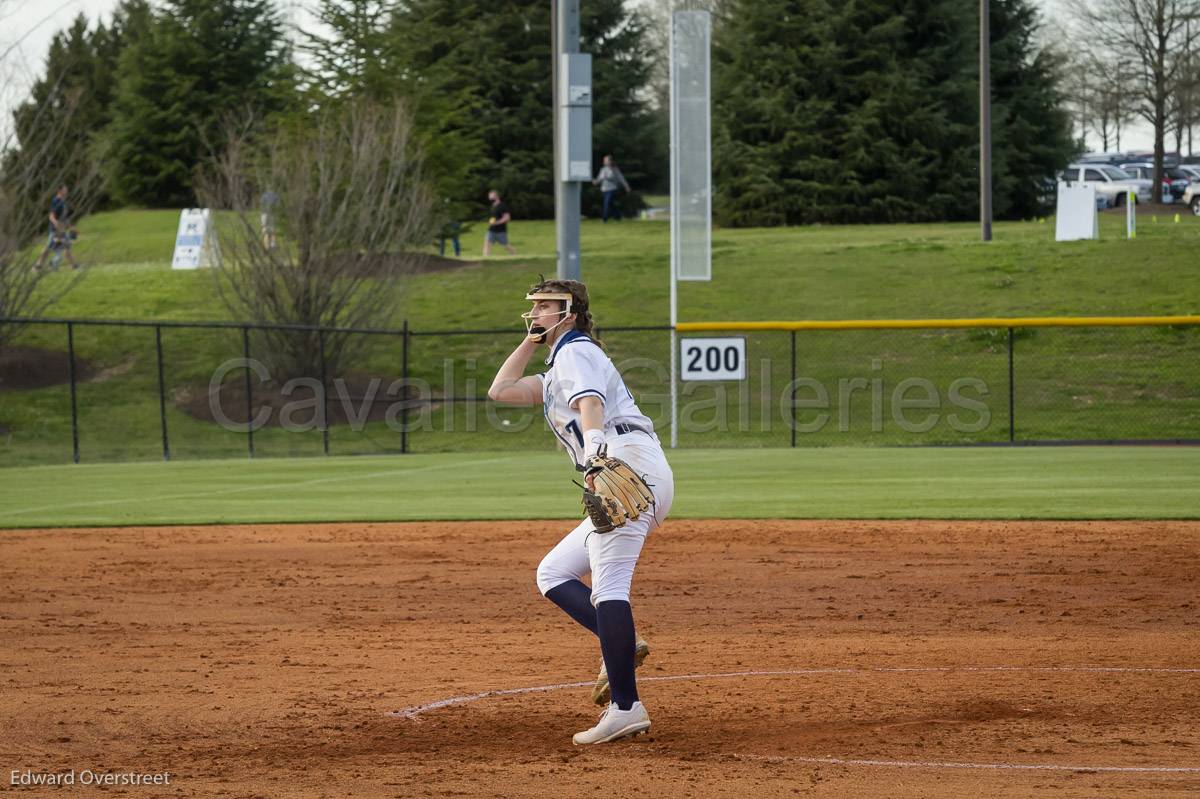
[544, 579, 598, 635]
[596, 600, 639, 710]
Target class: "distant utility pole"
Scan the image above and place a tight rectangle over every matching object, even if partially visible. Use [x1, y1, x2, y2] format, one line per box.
[1188, 19, 1194, 157]
[980, 0, 993, 242]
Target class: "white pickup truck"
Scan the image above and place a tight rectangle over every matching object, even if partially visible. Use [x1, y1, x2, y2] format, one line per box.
[1061, 163, 1153, 207]
[1183, 183, 1200, 215]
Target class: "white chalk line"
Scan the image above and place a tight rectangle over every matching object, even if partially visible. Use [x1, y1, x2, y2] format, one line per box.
[386, 665, 1200, 775]
[387, 679, 594, 719]
[388, 666, 1200, 719]
[5, 455, 516, 517]
[735, 754, 1200, 773]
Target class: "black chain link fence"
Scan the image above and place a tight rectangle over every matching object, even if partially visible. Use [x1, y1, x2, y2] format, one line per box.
[1, 317, 1197, 465]
[667, 323, 1200, 446]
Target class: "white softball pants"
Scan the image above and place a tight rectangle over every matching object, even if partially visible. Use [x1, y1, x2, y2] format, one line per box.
[535, 431, 674, 605]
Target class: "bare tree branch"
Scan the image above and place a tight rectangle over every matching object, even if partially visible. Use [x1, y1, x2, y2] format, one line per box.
[197, 97, 434, 381]
[1070, 0, 1200, 198]
[0, 54, 99, 347]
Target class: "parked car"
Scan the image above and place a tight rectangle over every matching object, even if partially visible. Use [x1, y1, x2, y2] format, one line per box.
[1118, 163, 1188, 202]
[1077, 151, 1127, 166]
[1061, 163, 1152, 207]
[1165, 166, 1195, 192]
[1047, 173, 1111, 209]
[1184, 183, 1200, 216]
[1174, 164, 1200, 184]
[1124, 150, 1183, 165]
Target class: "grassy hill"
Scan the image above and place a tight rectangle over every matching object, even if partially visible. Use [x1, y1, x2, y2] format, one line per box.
[2, 208, 1200, 466]
[27, 206, 1200, 325]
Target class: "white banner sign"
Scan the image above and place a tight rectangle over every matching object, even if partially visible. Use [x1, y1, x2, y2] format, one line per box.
[172, 208, 217, 269]
[1054, 183, 1098, 242]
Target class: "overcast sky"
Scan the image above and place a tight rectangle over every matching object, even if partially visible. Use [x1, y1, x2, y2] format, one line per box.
[0, 0, 1159, 152]
[1, 0, 126, 133]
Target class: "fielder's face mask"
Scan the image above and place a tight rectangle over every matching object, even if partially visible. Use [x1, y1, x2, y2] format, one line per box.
[522, 291, 574, 343]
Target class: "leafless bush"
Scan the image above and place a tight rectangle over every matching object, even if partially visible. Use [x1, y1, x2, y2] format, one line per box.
[198, 98, 434, 380]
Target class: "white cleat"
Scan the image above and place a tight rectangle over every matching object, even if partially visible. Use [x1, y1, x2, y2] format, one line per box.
[592, 638, 650, 706]
[572, 701, 651, 745]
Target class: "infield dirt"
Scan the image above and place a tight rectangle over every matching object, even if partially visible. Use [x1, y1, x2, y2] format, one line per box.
[1, 519, 1197, 797]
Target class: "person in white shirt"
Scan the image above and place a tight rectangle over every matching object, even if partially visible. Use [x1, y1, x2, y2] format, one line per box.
[488, 278, 674, 745]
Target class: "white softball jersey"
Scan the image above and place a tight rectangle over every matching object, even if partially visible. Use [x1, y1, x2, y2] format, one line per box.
[537, 330, 656, 469]
[533, 330, 675, 605]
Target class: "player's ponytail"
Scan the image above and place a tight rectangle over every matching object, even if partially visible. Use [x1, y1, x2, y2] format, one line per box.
[575, 304, 602, 347]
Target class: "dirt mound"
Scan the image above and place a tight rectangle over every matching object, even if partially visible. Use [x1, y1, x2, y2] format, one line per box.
[174, 370, 424, 428]
[0, 346, 94, 391]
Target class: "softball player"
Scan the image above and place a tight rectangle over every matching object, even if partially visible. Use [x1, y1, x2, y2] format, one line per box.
[488, 278, 674, 744]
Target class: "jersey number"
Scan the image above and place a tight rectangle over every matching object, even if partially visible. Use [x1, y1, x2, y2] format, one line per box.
[565, 419, 584, 447]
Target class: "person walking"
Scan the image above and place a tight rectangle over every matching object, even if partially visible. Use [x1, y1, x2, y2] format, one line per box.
[260, 190, 280, 250]
[483, 190, 517, 256]
[34, 185, 78, 270]
[592, 155, 631, 223]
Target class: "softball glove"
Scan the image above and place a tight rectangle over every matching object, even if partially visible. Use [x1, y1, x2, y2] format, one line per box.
[579, 446, 654, 533]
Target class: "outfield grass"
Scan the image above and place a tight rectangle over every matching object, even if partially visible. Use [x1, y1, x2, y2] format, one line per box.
[1, 448, 1197, 528]
[2, 209, 1200, 466]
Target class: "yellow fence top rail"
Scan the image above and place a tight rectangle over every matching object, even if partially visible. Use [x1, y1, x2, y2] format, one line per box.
[676, 316, 1200, 332]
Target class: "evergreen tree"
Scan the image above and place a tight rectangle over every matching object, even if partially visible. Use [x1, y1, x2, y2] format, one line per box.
[712, 0, 842, 226]
[386, 0, 663, 219]
[301, 0, 395, 100]
[103, 0, 290, 206]
[986, 0, 1078, 218]
[833, 0, 978, 223]
[4, 1, 152, 212]
[581, 0, 663, 219]
[299, 0, 481, 227]
[5, 17, 97, 217]
[713, 0, 1074, 225]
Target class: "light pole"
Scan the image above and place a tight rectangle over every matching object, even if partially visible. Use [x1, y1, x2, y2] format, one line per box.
[552, 0, 584, 279]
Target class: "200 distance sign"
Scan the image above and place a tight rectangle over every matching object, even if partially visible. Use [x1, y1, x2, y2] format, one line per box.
[680, 337, 746, 381]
